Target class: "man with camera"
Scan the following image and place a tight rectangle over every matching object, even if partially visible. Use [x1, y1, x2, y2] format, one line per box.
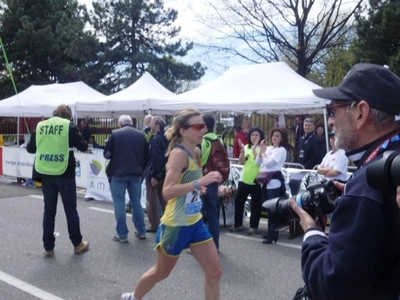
[290, 63, 400, 299]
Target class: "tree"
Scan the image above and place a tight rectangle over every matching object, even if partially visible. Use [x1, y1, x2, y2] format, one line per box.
[89, 0, 205, 93]
[194, 0, 363, 77]
[0, 0, 102, 99]
[354, 0, 400, 75]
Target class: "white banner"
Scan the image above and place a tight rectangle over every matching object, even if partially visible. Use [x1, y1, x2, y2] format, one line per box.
[1, 147, 147, 207]
[84, 149, 147, 207]
[1, 146, 88, 188]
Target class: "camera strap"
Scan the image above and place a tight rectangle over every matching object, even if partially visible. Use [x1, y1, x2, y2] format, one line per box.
[360, 131, 400, 166]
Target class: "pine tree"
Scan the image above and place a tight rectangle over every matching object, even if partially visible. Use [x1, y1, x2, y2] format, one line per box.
[0, 0, 102, 98]
[90, 0, 205, 93]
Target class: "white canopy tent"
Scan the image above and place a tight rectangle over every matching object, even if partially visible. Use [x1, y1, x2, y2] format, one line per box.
[0, 81, 106, 117]
[76, 72, 176, 117]
[158, 62, 327, 114]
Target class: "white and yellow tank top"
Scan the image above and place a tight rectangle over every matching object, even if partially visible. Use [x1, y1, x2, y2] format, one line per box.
[161, 150, 203, 227]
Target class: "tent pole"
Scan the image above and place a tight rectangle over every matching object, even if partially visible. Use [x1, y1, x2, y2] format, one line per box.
[323, 108, 329, 154]
[17, 117, 20, 146]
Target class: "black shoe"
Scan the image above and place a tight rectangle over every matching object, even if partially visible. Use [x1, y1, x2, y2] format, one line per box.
[146, 228, 157, 233]
[262, 237, 278, 244]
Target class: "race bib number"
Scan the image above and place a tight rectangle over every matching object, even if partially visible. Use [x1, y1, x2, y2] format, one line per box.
[185, 190, 202, 215]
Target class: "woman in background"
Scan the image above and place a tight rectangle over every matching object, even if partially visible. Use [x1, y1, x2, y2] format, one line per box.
[230, 127, 264, 235]
[257, 127, 288, 244]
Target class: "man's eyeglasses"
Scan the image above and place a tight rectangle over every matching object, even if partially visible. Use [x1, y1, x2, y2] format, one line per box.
[326, 102, 357, 118]
[183, 123, 206, 131]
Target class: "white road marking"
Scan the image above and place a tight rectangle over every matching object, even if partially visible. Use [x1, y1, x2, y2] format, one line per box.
[87, 207, 114, 214]
[0, 270, 64, 300]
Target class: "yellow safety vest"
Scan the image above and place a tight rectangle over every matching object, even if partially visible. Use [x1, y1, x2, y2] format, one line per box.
[35, 117, 70, 175]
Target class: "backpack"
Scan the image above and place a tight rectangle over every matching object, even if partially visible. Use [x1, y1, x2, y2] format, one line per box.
[203, 137, 230, 182]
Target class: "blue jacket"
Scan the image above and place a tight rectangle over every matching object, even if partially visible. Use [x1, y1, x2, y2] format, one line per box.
[302, 134, 400, 299]
[104, 125, 149, 177]
[295, 133, 325, 169]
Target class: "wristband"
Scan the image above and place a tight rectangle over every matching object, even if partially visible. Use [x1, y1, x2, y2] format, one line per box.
[193, 180, 201, 191]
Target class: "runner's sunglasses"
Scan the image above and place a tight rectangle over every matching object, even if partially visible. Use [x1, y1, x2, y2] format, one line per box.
[183, 123, 207, 131]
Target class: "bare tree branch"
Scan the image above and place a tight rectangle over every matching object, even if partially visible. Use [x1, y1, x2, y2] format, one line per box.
[193, 0, 364, 77]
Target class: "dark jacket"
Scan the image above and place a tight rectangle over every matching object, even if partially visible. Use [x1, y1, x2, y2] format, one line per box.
[295, 133, 325, 169]
[80, 126, 92, 143]
[104, 124, 149, 177]
[26, 121, 88, 180]
[301, 135, 400, 300]
[148, 129, 168, 181]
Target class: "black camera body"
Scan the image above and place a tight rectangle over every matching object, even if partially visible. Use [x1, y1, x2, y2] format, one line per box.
[366, 150, 400, 192]
[262, 180, 341, 227]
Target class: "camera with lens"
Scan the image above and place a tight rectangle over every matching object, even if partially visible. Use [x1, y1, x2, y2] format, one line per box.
[262, 179, 341, 227]
[366, 150, 400, 192]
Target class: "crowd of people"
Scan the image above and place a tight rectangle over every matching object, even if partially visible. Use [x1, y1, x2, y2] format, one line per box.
[24, 62, 400, 300]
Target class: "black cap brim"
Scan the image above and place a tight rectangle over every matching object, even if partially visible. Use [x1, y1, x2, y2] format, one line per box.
[312, 87, 351, 101]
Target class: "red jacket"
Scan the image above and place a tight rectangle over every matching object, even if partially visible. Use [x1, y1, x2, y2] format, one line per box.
[233, 130, 248, 158]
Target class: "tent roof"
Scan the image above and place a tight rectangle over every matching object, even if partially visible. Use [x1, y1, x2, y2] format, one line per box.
[0, 81, 105, 117]
[158, 62, 327, 114]
[76, 72, 175, 117]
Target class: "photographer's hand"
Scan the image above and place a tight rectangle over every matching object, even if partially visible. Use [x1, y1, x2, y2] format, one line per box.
[333, 180, 346, 192]
[289, 199, 319, 231]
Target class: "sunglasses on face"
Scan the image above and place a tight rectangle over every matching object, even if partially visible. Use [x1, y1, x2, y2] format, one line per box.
[184, 123, 206, 131]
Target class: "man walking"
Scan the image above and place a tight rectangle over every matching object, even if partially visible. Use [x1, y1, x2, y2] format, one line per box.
[27, 104, 89, 257]
[145, 116, 168, 232]
[104, 115, 149, 242]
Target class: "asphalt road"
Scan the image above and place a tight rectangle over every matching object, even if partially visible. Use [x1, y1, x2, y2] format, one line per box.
[0, 175, 304, 300]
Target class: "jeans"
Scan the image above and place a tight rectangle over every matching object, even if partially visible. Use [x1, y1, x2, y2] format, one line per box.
[201, 182, 219, 249]
[41, 177, 82, 251]
[262, 187, 281, 239]
[234, 181, 262, 229]
[110, 175, 145, 238]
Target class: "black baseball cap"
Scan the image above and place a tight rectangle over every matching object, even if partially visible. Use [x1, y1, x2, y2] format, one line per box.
[312, 63, 400, 115]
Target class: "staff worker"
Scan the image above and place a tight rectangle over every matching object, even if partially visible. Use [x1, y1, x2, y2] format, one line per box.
[290, 63, 400, 299]
[27, 104, 89, 257]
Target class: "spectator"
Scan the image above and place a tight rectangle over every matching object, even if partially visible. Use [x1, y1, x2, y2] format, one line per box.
[199, 114, 228, 251]
[79, 120, 91, 143]
[316, 124, 328, 153]
[145, 116, 168, 232]
[295, 118, 325, 169]
[121, 108, 222, 300]
[230, 127, 264, 235]
[233, 118, 250, 158]
[256, 127, 288, 244]
[290, 63, 400, 299]
[26, 104, 89, 257]
[143, 114, 153, 143]
[88, 135, 101, 149]
[293, 115, 304, 153]
[317, 131, 348, 181]
[104, 115, 149, 242]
